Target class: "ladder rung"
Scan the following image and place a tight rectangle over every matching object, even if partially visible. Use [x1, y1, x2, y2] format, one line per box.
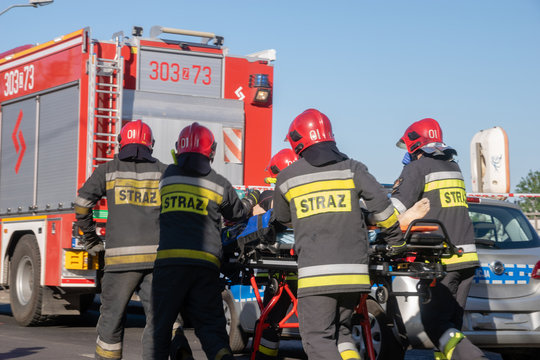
[97, 83, 119, 88]
[96, 57, 119, 62]
[97, 64, 120, 70]
[95, 131, 118, 136]
[94, 114, 120, 119]
[96, 107, 118, 112]
[94, 139, 117, 144]
[94, 157, 115, 162]
[96, 89, 120, 94]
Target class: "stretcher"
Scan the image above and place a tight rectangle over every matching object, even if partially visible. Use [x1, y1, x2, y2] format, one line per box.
[224, 218, 462, 360]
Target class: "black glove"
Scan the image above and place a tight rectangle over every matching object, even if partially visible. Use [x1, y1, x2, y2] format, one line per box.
[82, 231, 104, 256]
[244, 189, 261, 207]
[386, 240, 407, 257]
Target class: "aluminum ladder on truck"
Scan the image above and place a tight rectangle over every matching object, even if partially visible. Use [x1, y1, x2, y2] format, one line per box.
[86, 37, 124, 178]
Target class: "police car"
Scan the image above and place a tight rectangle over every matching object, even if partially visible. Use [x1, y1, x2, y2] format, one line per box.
[389, 197, 540, 360]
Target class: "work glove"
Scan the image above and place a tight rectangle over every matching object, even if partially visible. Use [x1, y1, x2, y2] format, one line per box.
[243, 189, 261, 207]
[386, 240, 408, 258]
[82, 231, 104, 256]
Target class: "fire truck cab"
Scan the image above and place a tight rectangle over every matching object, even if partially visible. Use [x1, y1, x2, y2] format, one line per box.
[0, 26, 274, 325]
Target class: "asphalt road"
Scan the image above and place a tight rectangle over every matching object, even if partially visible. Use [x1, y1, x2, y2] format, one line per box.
[0, 289, 502, 360]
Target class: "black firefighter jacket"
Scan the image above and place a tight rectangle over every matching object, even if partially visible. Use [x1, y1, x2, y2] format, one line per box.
[155, 164, 252, 271]
[75, 156, 166, 272]
[391, 155, 479, 271]
[272, 157, 403, 298]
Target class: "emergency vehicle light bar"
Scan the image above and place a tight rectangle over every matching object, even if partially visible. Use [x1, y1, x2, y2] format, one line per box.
[149, 26, 224, 46]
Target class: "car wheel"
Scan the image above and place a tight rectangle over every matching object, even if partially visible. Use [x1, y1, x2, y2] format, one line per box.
[351, 298, 405, 360]
[222, 289, 248, 353]
[9, 234, 48, 326]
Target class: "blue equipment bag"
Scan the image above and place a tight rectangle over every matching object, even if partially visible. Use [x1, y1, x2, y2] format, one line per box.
[237, 209, 276, 248]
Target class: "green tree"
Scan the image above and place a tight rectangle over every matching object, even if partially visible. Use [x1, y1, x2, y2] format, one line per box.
[515, 170, 540, 213]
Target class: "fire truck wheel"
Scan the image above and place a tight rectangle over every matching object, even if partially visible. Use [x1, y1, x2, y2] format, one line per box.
[351, 298, 405, 360]
[222, 289, 248, 353]
[9, 234, 48, 326]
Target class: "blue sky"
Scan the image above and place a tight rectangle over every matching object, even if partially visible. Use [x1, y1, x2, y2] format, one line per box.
[1, 0, 539, 191]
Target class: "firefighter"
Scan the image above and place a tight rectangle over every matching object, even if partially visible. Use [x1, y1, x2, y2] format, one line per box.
[151, 122, 259, 360]
[391, 118, 488, 360]
[253, 149, 298, 360]
[272, 109, 404, 360]
[75, 120, 182, 360]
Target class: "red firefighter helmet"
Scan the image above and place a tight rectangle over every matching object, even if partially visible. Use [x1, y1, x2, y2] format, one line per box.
[396, 118, 450, 154]
[176, 122, 217, 160]
[266, 149, 299, 178]
[118, 120, 154, 150]
[286, 108, 335, 154]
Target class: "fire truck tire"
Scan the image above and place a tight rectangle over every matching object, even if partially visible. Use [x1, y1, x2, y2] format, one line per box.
[9, 234, 48, 326]
[351, 298, 405, 360]
[222, 289, 248, 353]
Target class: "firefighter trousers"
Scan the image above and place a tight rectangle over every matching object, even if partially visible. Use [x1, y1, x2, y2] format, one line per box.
[152, 265, 234, 360]
[419, 268, 487, 360]
[95, 270, 154, 360]
[297, 292, 362, 360]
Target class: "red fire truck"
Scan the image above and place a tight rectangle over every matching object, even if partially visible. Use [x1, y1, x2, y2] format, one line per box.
[0, 26, 274, 326]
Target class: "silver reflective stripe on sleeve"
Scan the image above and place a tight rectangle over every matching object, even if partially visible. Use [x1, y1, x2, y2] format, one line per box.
[298, 264, 369, 278]
[390, 197, 407, 214]
[370, 203, 396, 222]
[104, 245, 158, 256]
[74, 195, 95, 208]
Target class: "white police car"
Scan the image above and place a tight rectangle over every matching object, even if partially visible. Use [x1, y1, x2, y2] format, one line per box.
[391, 197, 540, 360]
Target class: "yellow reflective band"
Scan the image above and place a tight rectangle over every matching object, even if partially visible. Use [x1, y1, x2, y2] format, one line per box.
[74, 205, 91, 215]
[424, 179, 465, 192]
[157, 249, 221, 268]
[95, 346, 122, 359]
[441, 252, 479, 265]
[443, 332, 465, 359]
[215, 347, 232, 360]
[376, 208, 399, 229]
[340, 349, 361, 360]
[105, 254, 156, 266]
[285, 179, 355, 202]
[440, 188, 468, 208]
[161, 192, 209, 215]
[161, 183, 223, 204]
[294, 190, 351, 219]
[106, 178, 160, 190]
[298, 274, 370, 289]
[434, 352, 448, 360]
[259, 344, 279, 356]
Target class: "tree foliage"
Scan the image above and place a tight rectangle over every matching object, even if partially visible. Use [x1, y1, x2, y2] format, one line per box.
[515, 170, 540, 213]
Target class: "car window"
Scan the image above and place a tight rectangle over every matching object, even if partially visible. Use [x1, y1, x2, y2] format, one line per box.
[468, 203, 540, 249]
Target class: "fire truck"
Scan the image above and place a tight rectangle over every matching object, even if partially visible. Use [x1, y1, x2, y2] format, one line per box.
[0, 25, 274, 326]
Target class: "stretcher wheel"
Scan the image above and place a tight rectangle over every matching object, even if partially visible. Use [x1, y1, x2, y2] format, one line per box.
[416, 281, 432, 304]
